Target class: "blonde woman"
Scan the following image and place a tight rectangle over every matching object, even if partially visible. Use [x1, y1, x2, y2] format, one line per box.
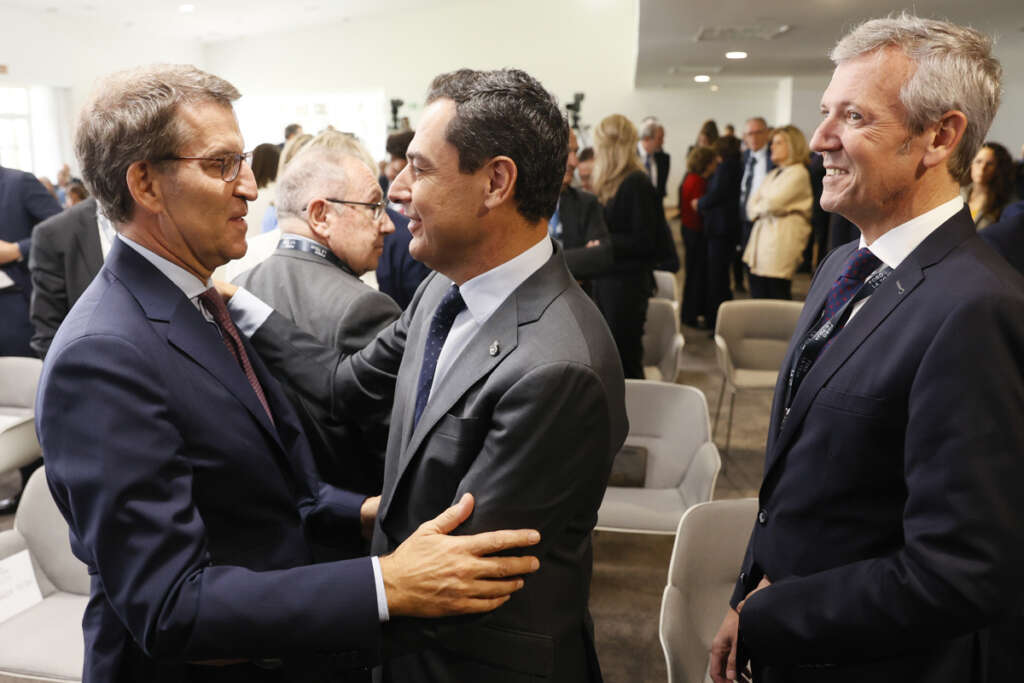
[742, 124, 813, 299]
[590, 114, 664, 378]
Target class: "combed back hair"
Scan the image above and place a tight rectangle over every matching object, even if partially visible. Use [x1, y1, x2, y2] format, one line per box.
[277, 133, 313, 176]
[284, 123, 302, 139]
[386, 130, 415, 160]
[578, 147, 595, 163]
[275, 147, 351, 219]
[425, 68, 568, 223]
[74, 64, 240, 225]
[592, 114, 644, 204]
[307, 129, 378, 177]
[746, 116, 768, 129]
[251, 143, 280, 189]
[640, 117, 662, 140]
[686, 146, 716, 175]
[830, 13, 1002, 184]
[772, 124, 810, 166]
[713, 135, 742, 161]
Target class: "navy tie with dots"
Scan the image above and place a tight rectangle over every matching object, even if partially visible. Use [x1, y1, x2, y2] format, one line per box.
[413, 284, 467, 429]
[820, 247, 882, 350]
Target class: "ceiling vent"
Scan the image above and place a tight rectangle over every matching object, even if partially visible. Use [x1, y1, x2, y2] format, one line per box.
[695, 24, 791, 42]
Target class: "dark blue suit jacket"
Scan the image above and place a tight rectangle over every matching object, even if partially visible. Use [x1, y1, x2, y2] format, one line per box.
[982, 211, 1024, 275]
[377, 209, 431, 309]
[0, 165, 62, 354]
[37, 239, 380, 682]
[732, 208, 1024, 681]
[697, 155, 743, 242]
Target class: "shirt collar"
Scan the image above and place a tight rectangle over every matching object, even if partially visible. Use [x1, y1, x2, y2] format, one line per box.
[458, 235, 553, 325]
[117, 233, 211, 300]
[859, 195, 964, 269]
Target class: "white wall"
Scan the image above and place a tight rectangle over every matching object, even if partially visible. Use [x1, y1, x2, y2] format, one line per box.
[0, 5, 202, 175]
[203, 0, 783, 206]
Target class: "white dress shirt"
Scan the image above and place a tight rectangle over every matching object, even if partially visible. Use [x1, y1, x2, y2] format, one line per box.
[742, 146, 770, 221]
[97, 204, 117, 259]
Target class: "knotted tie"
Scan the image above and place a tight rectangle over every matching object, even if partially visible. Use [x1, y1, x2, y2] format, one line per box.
[198, 288, 274, 423]
[740, 154, 756, 219]
[819, 246, 882, 351]
[413, 285, 467, 428]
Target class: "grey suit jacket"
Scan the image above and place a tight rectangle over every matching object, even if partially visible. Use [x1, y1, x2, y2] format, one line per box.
[234, 246, 400, 500]
[29, 197, 103, 358]
[249, 241, 628, 682]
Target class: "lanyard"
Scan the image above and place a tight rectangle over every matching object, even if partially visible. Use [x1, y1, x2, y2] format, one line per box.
[783, 264, 893, 414]
[276, 237, 354, 276]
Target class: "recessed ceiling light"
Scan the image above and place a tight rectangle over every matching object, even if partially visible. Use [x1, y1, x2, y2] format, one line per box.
[179, 4, 196, 13]
[726, 51, 748, 60]
[694, 75, 711, 83]
[710, 84, 720, 92]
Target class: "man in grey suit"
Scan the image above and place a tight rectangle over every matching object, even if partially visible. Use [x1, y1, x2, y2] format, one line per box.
[222, 68, 628, 682]
[29, 197, 105, 358]
[234, 147, 400, 506]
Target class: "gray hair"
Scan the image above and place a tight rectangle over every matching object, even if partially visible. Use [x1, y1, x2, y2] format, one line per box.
[831, 13, 1002, 184]
[275, 147, 352, 219]
[74, 64, 241, 225]
[305, 129, 378, 177]
[640, 117, 662, 140]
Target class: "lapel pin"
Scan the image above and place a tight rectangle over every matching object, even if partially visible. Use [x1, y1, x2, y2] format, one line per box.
[489, 340, 500, 356]
[896, 280, 904, 295]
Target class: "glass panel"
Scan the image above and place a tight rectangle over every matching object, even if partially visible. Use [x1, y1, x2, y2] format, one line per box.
[0, 117, 33, 172]
[0, 88, 30, 115]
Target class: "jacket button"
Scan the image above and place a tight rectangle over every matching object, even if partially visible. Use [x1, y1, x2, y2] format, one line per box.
[758, 509, 768, 525]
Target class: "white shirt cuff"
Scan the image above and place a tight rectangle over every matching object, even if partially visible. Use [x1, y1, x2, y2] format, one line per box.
[371, 556, 390, 622]
[226, 287, 273, 337]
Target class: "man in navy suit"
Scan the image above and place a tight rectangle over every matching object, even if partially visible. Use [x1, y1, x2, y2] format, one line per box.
[36, 64, 540, 683]
[0, 161, 62, 355]
[710, 15, 1024, 683]
[981, 211, 1024, 275]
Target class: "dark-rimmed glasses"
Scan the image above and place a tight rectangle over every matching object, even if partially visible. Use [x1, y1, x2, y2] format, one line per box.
[158, 151, 253, 182]
[317, 197, 388, 221]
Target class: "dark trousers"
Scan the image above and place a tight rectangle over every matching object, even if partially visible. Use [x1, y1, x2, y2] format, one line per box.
[0, 289, 33, 356]
[705, 236, 734, 330]
[680, 228, 707, 326]
[748, 274, 792, 300]
[592, 271, 651, 380]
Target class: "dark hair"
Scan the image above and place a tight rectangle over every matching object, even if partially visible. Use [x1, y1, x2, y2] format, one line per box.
[975, 141, 1016, 219]
[425, 68, 568, 223]
[698, 119, 719, 145]
[713, 135, 741, 161]
[686, 146, 716, 175]
[284, 123, 302, 139]
[578, 147, 595, 163]
[67, 182, 89, 202]
[251, 143, 280, 189]
[386, 130, 415, 160]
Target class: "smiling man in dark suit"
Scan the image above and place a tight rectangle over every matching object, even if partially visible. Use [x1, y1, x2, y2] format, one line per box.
[710, 15, 1024, 683]
[224, 68, 628, 682]
[36, 64, 541, 683]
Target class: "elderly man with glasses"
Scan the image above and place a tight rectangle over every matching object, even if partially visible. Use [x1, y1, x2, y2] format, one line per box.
[233, 145, 400, 524]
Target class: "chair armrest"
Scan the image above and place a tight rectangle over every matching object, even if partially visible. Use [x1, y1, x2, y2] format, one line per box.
[0, 529, 28, 561]
[714, 335, 736, 387]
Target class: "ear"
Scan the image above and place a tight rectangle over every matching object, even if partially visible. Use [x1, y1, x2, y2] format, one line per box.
[306, 198, 331, 240]
[922, 110, 968, 169]
[125, 161, 164, 216]
[481, 156, 518, 211]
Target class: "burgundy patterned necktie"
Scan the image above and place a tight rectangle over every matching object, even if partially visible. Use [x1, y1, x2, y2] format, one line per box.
[198, 288, 274, 424]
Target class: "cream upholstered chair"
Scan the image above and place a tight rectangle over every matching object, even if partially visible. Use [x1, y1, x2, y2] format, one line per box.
[0, 357, 43, 478]
[653, 270, 678, 304]
[660, 498, 758, 683]
[597, 380, 720, 534]
[642, 298, 685, 382]
[0, 467, 89, 682]
[712, 300, 804, 455]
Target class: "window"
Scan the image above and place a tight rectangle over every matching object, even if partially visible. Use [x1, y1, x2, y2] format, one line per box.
[0, 87, 32, 171]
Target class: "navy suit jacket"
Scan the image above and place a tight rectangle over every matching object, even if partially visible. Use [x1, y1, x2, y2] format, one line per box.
[732, 208, 1024, 682]
[697, 155, 743, 242]
[377, 208, 431, 309]
[981, 211, 1024, 275]
[37, 239, 380, 682]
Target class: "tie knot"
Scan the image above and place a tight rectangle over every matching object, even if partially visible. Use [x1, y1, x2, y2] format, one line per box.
[435, 284, 466, 324]
[199, 288, 231, 324]
[839, 247, 882, 283]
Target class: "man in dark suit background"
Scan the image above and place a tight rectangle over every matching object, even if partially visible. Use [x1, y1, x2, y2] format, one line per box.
[224, 68, 628, 682]
[234, 145, 400, 511]
[28, 196, 104, 358]
[697, 135, 743, 330]
[710, 15, 1024, 683]
[981, 210, 1024, 274]
[37, 64, 541, 683]
[639, 117, 670, 199]
[0, 161, 62, 356]
[735, 117, 774, 292]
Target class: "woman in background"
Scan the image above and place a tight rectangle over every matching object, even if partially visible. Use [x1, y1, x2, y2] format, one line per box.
[962, 142, 1016, 230]
[245, 142, 280, 236]
[743, 124, 812, 300]
[591, 114, 663, 379]
[698, 135, 743, 330]
[678, 146, 717, 327]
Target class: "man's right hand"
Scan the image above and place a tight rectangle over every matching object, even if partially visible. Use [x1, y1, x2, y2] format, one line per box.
[379, 493, 541, 618]
[710, 608, 746, 683]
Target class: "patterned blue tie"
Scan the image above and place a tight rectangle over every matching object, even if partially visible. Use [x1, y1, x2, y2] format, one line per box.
[820, 247, 881, 351]
[413, 284, 467, 428]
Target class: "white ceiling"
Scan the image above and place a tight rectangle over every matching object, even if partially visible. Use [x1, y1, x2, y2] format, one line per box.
[636, 0, 1024, 86]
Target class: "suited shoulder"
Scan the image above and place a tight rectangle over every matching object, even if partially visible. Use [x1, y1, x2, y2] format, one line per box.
[34, 197, 96, 238]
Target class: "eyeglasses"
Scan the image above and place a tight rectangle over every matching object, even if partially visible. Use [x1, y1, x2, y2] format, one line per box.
[321, 197, 388, 221]
[158, 151, 253, 182]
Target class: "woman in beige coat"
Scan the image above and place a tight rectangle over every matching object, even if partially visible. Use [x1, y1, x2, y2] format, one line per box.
[743, 125, 813, 299]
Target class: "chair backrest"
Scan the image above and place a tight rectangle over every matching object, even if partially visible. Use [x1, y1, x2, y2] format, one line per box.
[653, 270, 678, 302]
[0, 357, 43, 409]
[714, 300, 803, 372]
[15, 468, 90, 596]
[623, 380, 711, 489]
[660, 498, 759, 683]
[643, 299, 685, 381]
